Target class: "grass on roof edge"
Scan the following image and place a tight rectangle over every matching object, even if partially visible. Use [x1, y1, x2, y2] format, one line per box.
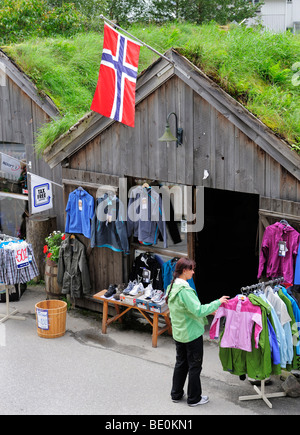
[2, 22, 300, 155]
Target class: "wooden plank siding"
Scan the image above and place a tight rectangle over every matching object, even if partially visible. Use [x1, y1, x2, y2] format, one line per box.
[42, 49, 300, 298]
[69, 74, 300, 203]
[61, 167, 123, 292]
[0, 55, 64, 230]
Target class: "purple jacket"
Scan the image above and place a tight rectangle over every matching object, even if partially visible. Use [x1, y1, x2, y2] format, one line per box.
[258, 222, 300, 284]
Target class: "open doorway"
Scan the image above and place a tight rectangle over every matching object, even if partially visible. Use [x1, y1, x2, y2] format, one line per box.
[195, 188, 259, 303]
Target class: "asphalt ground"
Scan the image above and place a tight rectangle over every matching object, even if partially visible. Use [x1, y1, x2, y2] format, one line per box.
[0, 284, 299, 420]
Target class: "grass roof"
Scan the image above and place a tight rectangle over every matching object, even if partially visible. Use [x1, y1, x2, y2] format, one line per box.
[2, 22, 300, 153]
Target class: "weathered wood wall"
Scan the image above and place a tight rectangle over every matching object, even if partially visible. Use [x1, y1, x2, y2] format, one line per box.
[62, 168, 123, 292]
[0, 74, 64, 230]
[68, 75, 300, 203]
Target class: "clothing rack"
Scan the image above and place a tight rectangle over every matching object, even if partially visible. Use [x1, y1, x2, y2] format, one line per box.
[239, 379, 286, 409]
[0, 285, 25, 323]
[240, 277, 284, 295]
[238, 276, 286, 408]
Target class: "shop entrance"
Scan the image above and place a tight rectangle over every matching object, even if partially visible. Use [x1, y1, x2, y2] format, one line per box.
[194, 187, 259, 303]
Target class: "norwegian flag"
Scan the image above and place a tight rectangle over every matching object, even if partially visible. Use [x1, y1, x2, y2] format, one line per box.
[91, 23, 141, 128]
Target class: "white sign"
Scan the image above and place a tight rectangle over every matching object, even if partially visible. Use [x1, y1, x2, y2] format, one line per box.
[0, 153, 21, 179]
[30, 173, 53, 214]
[14, 245, 29, 269]
[36, 308, 49, 330]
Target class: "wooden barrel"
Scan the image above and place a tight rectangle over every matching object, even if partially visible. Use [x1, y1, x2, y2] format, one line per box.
[35, 300, 67, 339]
[45, 258, 61, 299]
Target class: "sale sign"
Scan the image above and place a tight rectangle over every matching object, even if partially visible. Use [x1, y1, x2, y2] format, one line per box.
[14, 245, 29, 269]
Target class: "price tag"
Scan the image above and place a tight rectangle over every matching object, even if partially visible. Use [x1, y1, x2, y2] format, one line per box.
[14, 246, 29, 269]
[278, 241, 288, 257]
[142, 197, 148, 210]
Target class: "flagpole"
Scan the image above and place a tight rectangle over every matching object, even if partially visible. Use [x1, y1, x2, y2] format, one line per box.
[100, 14, 175, 67]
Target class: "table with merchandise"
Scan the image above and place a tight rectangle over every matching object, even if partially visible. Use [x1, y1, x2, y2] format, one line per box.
[93, 289, 172, 347]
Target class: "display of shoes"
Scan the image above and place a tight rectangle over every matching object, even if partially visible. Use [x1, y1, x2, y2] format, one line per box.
[129, 282, 144, 296]
[144, 283, 154, 300]
[104, 284, 117, 298]
[114, 283, 125, 300]
[123, 280, 137, 295]
[151, 290, 164, 303]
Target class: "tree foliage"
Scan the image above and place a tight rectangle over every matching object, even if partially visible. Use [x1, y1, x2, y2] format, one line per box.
[0, 0, 87, 44]
[151, 0, 263, 25]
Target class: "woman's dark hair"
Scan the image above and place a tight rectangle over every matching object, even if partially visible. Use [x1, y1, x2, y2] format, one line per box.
[166, 257, 196, 303]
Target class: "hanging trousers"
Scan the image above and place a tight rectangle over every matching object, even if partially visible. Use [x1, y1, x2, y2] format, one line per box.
[171, 335, 203, 405]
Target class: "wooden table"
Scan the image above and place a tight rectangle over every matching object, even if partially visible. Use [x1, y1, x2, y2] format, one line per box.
[93, 290, 172, 347]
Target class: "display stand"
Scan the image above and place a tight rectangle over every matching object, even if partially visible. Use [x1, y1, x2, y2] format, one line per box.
[0, 285, 26, 323]
[239, 379, 286, 409]
[93, 290, 172, 347]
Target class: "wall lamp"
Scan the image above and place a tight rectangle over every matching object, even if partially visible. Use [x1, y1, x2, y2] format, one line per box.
[158, 112, 183, 147]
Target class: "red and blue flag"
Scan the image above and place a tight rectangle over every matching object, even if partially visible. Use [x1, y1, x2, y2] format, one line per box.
[91, 23, 141, 128]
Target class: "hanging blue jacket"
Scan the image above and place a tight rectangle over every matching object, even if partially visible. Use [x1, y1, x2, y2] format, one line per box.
[65, 188, 94, 239]
[162, 258, 196, 291]
[267, 318, 281, 366]
[294, 243, 300, 285]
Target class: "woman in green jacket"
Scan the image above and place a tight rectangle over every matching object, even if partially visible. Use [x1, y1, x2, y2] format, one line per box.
[166, 257, 229, 407]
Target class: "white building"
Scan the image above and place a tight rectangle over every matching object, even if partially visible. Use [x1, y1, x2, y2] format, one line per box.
[249, 0, 300, 33]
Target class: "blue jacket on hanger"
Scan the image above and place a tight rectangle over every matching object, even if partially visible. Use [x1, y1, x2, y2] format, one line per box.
[294, 243, 300, 285]
[65, 188, 94, 239]
[162, 258, 196, 291]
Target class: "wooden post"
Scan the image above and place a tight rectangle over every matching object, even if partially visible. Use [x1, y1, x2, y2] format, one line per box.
[27, 216, 57, 280]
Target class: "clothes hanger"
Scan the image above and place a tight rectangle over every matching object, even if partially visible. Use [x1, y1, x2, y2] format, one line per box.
[280, 219, 289, 226]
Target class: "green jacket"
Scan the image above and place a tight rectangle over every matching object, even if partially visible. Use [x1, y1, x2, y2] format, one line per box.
[166, 278, 221, 343]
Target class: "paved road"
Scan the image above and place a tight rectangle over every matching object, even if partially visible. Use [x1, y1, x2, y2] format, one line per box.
[0, 285, 299, 417]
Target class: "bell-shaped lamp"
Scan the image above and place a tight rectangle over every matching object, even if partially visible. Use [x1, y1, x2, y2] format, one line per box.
[158, 112, 183, 147]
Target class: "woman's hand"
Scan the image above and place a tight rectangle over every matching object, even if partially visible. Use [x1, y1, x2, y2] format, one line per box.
[219, 295, 230, 304]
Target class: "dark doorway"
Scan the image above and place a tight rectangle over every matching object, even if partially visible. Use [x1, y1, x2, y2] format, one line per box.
[194, 188, 259, 303]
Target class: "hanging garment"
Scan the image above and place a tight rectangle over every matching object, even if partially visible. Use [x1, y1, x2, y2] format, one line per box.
[162, 257, 196, 291]
[91, 193, 129, 254]
[257, 222, 300, 284]
[127, 185, 167, 248]
[267, 318, 281, 366]
[129, 252, 164, 290]
[265, 286, 293, 366]
[210, 295, 263, 352]
[258, 292, 289, 369]
[0, 243, 39, 285]
[217, 294, 281, 380]
[57, 235, 91, 298]
[65, 188, 94, 239]
[294, 244, 300, 285]
[278, 286, 300, 360]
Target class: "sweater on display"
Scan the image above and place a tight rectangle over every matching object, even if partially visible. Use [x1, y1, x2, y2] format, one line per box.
[258, 222, 300, 284]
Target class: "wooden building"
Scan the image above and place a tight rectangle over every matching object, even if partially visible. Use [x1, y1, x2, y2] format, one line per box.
[43, 49, 300, 305]
[0, 49, 64, 231]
